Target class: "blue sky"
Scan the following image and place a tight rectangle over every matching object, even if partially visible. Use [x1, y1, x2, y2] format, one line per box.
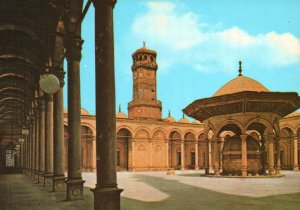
[64, 0, 300, 121]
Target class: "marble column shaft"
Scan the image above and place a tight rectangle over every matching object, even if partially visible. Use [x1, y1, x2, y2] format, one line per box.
[214, 138, 220, 175]
[205, 140, 210, 174]
[35, 110, 39, 178]
[268, 135, 275, 175]
[180, 140, 185, 170]
[92, 0, 123, 209]
[45, 94, 54, 185]
[31, 122, 35, 177]
[293, 135, 299, 171]
[65, 21, 84, 200]
[275, 136, 281, 175]
[53, 77, 66, 191]
[38, 99, 45, 183]
[241, 135, 247, 176]
[195, 141, 199, 170]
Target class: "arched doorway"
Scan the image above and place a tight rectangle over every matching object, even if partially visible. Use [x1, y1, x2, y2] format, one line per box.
[219, 124, 242, 175]
[169, 131, 181, 169]
[81, 126, 94, 172]
[280, 127, 293, 169]
[116, 128, 132, 171]
[184, 132, 196, 169]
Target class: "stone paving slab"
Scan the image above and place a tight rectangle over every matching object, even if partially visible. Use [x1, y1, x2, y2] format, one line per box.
[1, 170, 300, 210]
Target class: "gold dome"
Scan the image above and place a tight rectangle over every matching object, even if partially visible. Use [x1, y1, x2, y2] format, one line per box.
[284, 111, 300, 118]
[164, 116, 176, 123]
[116, 111, 127, 119]
[192, 120, 201, 124]
[214, 62, 269, 97]
[214, 75, 269, 96]
[81, 108, 89, 115]
[116, 105, 127, 119]
[179, 114, 190, 124]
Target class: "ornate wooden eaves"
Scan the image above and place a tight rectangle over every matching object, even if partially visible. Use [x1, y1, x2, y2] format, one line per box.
[183, 91, 300, 122]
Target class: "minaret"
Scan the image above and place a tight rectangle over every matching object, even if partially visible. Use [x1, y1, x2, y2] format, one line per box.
[128, 43, 162, 119]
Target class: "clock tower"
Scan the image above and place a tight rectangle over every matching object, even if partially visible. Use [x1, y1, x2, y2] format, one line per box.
[128, 43, 162, 119]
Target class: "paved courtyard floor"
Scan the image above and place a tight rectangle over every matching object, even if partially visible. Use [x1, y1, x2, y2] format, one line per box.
[0, 170, 300, 210]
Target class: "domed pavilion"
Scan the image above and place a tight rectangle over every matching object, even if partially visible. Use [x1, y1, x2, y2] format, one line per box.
[183, 62, 300, 176]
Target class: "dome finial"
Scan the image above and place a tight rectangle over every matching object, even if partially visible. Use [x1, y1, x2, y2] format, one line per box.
[119, 104, 121, 112]
[168, 110, 171, 117]
[238, 61, 242, 76]
[143, 41, 146, 48]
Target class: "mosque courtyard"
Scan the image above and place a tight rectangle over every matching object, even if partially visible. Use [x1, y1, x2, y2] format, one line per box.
[1, 170, 299, 210]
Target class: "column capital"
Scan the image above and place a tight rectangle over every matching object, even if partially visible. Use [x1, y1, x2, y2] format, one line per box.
[265, 134, 275, 143]
[52, 67, 65, 87]
[65, 37, 84, 62]
[44, 93, 53, 101]
[293, 135, 298, 140]
[240, 134, 248, 141]
[93, 0, 117, 8]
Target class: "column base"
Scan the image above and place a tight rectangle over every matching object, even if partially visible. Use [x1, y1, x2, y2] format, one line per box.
[293, 165, 299, 171]
[66, 179, 85, 200]
[214, 168, 220, 176]
[276, 169, 281, 176]
[91, 187, 123, 210]
[205, 168, 209, 174]
[34, 171, 39, 181]
[195, 166, 199, 170]
[53, 176, 66, 192]
[44, 174, 53, 187]
[38, 172, 44, 184]
[242, 167, 247, 176]
[268, 167, 275, 176]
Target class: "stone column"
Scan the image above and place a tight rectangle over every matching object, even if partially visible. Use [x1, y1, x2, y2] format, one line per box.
[261, 137, 266, 175]
[92, 1, 123, 209]
[65, 26, 85, 201]
[26, 135, 30, 174]
[275, 136, 281, 175]
[181, 140, 185, 170]
[149, 139, 153, 170]
[268, 135, 275, 175]
[35, 110, 39, 181]
[44, 94, 54, 186]
[19, 142, 24, 170]
[220, 138, 224, 170]
[38, 98, 45, 183]
[165, 140, 169, 169]
[214, 138, 220, 176]
[131, 140, 135, 171]
[293, 135, 299, 171]
[208, 140, 212, 172]
[205, 139, 209, 174]
[241, 135, 247, 176]
[31, 122, 35, 179]
[53, 69, 66, 192]
[195, 141, 199, 170]
[25, 138, 28, 171]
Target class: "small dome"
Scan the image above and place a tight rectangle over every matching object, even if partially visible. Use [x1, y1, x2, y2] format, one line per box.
[214, 75, 269, 97]
[164, 116, 176, 123]
[81, 108, 89, 115]
[285, 112, 300, 118]
[116, 105, 127, 119]
[132, 42, 157, 55]
[116, 111, 127, 119]
[192, 120, 201, 124]
[179, 117, 190, 124]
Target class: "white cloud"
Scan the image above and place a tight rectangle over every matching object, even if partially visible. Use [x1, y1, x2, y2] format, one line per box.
[130, 1, 300, 73]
